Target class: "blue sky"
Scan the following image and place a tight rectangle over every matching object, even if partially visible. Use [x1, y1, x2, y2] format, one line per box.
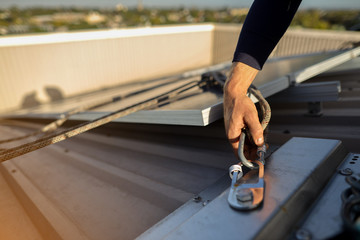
[0, 0, 359, 9]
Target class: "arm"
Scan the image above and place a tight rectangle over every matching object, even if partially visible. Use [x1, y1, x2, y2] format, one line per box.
[224, 0, 301, 157]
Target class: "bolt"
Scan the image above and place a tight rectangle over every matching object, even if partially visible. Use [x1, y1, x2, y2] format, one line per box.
[193, 195, 202, 203]
[339, 168, 353, 176]
[295, 229, 312, 240]
[236, 188, 253, 202]
[202, 200, 209, 206]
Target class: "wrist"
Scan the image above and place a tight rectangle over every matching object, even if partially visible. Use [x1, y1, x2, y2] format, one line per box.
[225, 62, 259, 96]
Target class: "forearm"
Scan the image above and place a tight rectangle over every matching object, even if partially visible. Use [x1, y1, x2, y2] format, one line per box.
[233, 0, 302, 70]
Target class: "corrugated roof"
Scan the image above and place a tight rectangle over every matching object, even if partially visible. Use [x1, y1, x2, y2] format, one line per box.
[0, 119, 235, 239]
[1, 26, 360, 239]
[1, 58, 359, 239]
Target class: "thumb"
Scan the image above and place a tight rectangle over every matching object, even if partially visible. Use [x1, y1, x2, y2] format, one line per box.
[245, 114, 264, 146]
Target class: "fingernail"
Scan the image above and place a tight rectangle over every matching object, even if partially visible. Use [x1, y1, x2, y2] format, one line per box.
[256, 137, 263, 144]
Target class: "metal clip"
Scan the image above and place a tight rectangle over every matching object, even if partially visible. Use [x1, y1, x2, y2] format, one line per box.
[228, 160, 265, 210]
[257, 144, 267, 165]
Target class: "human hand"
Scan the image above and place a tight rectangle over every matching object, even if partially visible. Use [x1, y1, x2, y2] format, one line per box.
[224, 62, 264, 159]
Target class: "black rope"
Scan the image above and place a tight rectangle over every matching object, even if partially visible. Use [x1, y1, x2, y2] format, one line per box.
[336, 173, 360, 240]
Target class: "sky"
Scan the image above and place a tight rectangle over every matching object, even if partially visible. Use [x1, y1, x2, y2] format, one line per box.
[0, 0, 359, 10]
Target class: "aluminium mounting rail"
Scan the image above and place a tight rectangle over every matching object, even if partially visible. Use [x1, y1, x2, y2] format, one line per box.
[138, 137, 349, 240]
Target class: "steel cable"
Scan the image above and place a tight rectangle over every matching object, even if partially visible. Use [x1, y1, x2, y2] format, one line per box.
[0, 76, 196, 145]
[0, 79, 206, 162]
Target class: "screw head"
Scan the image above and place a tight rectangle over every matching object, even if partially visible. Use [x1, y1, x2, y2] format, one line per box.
[295, 229, 312, 240]
[202, 200, 209, 206]
[236, 188, 253, 202]
[193, 195, 202, 203]
[339, 168, 353, 176]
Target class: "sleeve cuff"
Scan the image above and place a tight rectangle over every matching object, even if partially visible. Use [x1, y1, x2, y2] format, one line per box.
[232, 52, 261, 70]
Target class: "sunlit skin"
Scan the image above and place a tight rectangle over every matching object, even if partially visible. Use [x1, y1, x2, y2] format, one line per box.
[224, 62, 264, 159]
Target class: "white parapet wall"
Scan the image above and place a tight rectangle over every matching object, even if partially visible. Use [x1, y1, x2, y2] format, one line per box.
[1, 24, 360, 113]
[212, 24, 360, 63]
[0, 24, 214, 113]
[273, 28, 360, 57]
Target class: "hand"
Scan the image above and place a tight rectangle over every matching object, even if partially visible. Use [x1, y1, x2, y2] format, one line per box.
[224, 62, 264, 159]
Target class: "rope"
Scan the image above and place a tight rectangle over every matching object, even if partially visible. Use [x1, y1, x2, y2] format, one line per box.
[238, 86, 271, 169]
[0, 79, 210, 162]
[249, 88, 271, 131]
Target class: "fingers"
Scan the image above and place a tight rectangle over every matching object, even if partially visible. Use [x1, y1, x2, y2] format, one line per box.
[224, 98, 263, 156]
[244, 110, 264, 146]
[227, 119, 243, 159]
[224, 92, 264, 159]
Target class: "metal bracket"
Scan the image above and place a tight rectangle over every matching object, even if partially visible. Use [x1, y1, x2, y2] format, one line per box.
[270, 81, 341, 103]
[306, 101, 323, 116]
[228, 161, 265, 210]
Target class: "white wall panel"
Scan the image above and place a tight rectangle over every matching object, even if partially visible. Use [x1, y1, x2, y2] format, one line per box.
[273, 29, 360, 57]
[0, 25, 214, 113]
[212, 24, 242, 64]
[1, 25, 360, 113]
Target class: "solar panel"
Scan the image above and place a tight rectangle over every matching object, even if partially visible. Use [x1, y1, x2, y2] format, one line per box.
[3, 47, 360, 126]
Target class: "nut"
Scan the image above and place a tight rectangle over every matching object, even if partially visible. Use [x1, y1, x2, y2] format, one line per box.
[236, 188, 253, 202]
[339, 168, 353, 176]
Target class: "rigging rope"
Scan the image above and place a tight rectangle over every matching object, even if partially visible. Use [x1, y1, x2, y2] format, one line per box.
[0, 70, 267, 166]
[0, 75, 194, 145]
[238, 86, 271, 169]
[0, 78, 213, 162]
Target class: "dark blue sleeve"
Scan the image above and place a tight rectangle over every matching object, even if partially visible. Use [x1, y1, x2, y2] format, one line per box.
[233, 0, 302, 70]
